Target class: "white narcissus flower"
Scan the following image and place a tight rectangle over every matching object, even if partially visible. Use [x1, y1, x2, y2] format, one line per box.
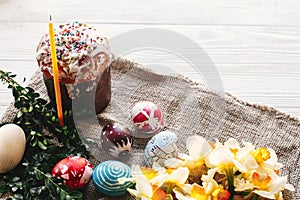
[205, 145, 247, 173]
[263, 148, 283, 170]
[234, 177, 256, 192]
[235, 141, 259, 170]
[164, 155, 186, 168]
[252, 170, 295, 199]
[201, 168, 220, 194]
[127, 137, 295, 200]
[174, 183, 208, 200]
[224, 137, 240, 150]
[175, 168, 230, 200]
[127, 164, 168, 200]
[164, 135, 212, 168]
[186, 135, 213, 160]
[151, 167, 189, 188]
[127, 165, 153, 199]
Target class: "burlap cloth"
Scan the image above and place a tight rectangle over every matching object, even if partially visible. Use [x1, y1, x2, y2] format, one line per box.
[0, 58, 299, 200]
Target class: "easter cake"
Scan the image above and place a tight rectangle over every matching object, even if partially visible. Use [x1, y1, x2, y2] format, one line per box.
[36, 22, 113, 117]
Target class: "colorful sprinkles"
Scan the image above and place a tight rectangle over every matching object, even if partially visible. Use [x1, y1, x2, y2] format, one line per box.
[36, 22, 112, 84]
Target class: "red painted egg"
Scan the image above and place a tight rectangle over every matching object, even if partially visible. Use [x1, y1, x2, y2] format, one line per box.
[131, 101, 164, 134]
[101, 123, 133, 158]
[52, 156, 93, 190]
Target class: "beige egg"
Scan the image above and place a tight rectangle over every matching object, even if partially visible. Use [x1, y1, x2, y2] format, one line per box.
[0, 124, 26, 173]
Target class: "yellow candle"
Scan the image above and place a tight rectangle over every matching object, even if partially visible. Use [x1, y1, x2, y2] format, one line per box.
[49, 15, 64, 127]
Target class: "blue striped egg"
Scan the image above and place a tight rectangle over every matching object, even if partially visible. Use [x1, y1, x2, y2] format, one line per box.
[92, 160, 133, 196]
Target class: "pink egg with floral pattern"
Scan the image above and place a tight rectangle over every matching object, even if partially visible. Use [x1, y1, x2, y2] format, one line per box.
[131, 101, 164, 134]
[52, 156, 93, 190]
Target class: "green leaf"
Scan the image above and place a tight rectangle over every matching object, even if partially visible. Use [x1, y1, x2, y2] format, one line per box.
[28, 105, 34, 113]
[31, 139, 38, 147]
[13, 193, 23, 199]
[68, 191, 83, 199]
[59, 189, 66, 199]
[16, 111, 23, 118]
[12, 177, 20, 182]
[12, 186, 18, 192]
[21, 107, 28, 113]
[0, 71, 90, 199]
[30, 131, 36, 136]
[38, 141, 47, 150]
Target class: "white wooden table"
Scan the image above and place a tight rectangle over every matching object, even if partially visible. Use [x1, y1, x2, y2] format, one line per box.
[1, 0, 300, 118]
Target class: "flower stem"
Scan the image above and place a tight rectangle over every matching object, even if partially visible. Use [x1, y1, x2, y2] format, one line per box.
[225, 167, 235, 200]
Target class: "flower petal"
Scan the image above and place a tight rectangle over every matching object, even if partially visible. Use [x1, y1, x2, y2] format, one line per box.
[174, 187, 196, 200]
[164, 158, 184, 168]
[233, 160, 248, 173]
[264, 148, 283, 170]
[127, 188, 140, 197]
[234, 178, 255, 191]
[253, 190, 275, 199]
[150, 173, 168, 187]
[241, 154, 259, 170]
[285, 183, 295, 191]
[186, 135, 212, 159]
[224, 138, 240, 149]
[206, 147, 234, 167]
[169, 167, 189, 185]
[135, 175, 153, 198]
[268, 175, 288, 194]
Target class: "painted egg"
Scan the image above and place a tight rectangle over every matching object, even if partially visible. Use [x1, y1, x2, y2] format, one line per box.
[0, 124, 26, 173]
[101, 123, 133, 158]
[52, 156, 93, 190]
[92, 160, 133, 196]
[131, 101, 164, 134]
[144, 131, 178, 166]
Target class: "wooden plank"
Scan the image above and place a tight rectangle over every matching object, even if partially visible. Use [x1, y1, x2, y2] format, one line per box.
[1, 0, 300, 26]
[1, 23, 300, 64]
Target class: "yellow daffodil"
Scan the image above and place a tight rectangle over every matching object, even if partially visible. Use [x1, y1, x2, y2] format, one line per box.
[127, 165, 167, 200]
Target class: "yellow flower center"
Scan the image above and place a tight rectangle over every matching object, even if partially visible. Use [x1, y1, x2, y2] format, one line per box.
[141, 167, 158, 180]
[152, 186, 167, 200]
[190, 184, 208, 200]
[252, 172, 272, 190]
[252, 147, 270, 164]
[212, 188, 231, 200]
[230, 148, 239, 157]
